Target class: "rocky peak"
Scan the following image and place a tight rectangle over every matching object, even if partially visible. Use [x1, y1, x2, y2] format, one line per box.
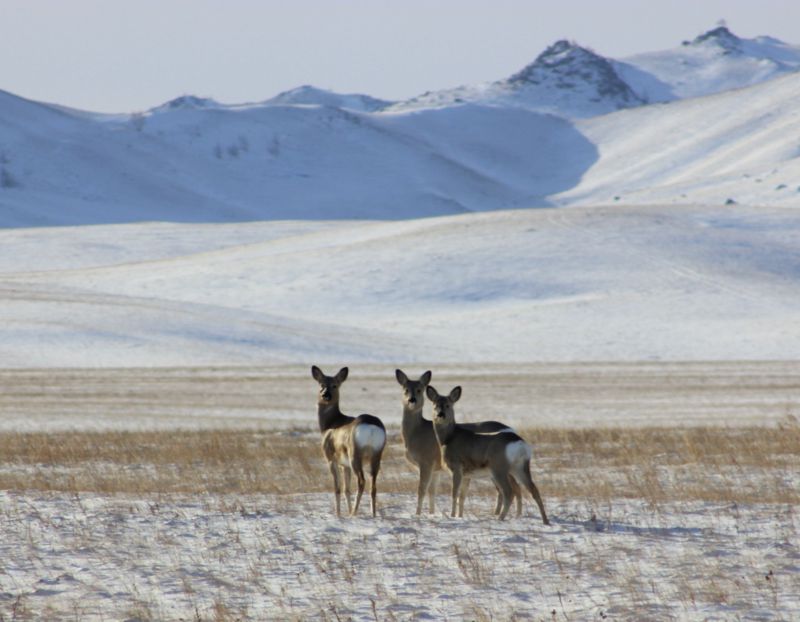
[506, 40, 643, 107]
[266, 85, 392, 112]
[687, 26, 743, 54]
[151, 95, 219, 113]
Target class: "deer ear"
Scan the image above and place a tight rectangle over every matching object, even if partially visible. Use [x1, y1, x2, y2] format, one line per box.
[395, 369, 408, 385]
[311, 365, 324, 382]
[420, 370, 432, 386]
[449, 386, 462, 403]
[426, 385, 439, 401]
[335, 367, 349, 383]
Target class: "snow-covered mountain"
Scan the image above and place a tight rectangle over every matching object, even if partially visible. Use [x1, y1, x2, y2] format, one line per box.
[617, 26, 800, 103]
[1, 25, 799, 228]
[391, 40, 644, 117]
[0, 87, 595, 226]
[392, 26, 800, 114]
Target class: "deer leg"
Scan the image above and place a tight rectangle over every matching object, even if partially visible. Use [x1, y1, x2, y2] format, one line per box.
[417, 464, 433, 516]
[428, 470, 438, 514]
[351, 456, 366, 516]
[451, 469, 462, 518]
[328, 461, 342, 517]
[511, 476, 523, 517]
[458, 477, 470, 518]
[519, 461, 550, 525]
[369, 453, 381, 518]
[343, 466, 353, 514]
[493, 471, 514, 520]
[493, 483, 503, 515]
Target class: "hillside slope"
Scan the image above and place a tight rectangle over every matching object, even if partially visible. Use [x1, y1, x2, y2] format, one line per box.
[2, 205, 799, 366]
[0, 90, 597, 226]
[560, 70, 800, 206]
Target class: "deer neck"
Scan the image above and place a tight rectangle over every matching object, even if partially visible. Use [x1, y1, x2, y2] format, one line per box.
[401, 404, 427, 444]
[317, 401, 348, 432]
[432, 416, 457, 446]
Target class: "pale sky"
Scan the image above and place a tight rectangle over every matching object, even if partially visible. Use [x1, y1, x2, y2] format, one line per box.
[2, 0, 799, 113]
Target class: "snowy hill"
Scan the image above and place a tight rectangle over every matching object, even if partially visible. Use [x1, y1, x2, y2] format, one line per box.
[0, 89, 596, 226]
[1, 25, 800, 227]
[558, 69, 800, 207]
[2, 204, 799, 366]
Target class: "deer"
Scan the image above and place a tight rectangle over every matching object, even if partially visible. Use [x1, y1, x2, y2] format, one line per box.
[396, 369, 523, 517]
[426, 384, 550, 523]
[311, 365, 386, 517]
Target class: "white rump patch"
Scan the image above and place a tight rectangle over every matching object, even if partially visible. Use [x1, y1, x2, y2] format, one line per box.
[354, 424, 386, 453]
[505, 440, 532, 465]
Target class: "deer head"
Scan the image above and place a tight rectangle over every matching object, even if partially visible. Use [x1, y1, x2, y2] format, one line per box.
[396, 369, 432, 411]
[311, 365, 348, 406]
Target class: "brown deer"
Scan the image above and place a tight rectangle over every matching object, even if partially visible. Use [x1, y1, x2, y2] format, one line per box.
[426, 384, 549, 523]
[396, 369, 522, 516]
[312, 365, 386, 517]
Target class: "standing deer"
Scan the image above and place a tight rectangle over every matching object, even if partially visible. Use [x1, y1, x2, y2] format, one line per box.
[396, 369, 522, 516]
[426, 384, 549, 523]
[312, 365, 386, 517]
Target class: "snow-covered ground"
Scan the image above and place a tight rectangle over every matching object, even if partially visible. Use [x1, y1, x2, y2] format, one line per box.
[1, 491, 797, 621]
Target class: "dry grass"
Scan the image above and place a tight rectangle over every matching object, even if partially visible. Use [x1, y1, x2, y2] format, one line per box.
[532, 423, 800, 505]
[1, 424, 797, 505]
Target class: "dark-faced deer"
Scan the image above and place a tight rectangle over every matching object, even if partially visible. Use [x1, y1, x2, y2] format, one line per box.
[396, 369, 522, 516]
[426, 384, 549, 523]
[312, 365, 386, 517]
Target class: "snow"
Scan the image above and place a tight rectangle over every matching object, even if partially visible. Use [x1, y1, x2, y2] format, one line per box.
[1, 491, 797, 620]
[1, 204, 799, 368]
